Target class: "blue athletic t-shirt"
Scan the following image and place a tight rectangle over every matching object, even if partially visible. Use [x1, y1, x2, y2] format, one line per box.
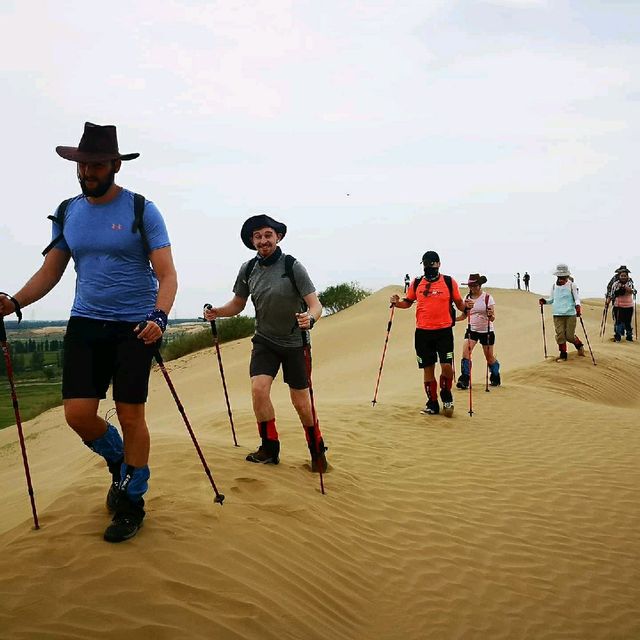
[51, 189, 171, 322]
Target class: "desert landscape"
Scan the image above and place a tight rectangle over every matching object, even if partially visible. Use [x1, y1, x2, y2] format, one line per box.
[1, 286, 638, 639]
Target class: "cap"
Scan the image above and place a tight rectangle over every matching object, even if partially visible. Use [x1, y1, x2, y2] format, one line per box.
[421, 251, 440, 265]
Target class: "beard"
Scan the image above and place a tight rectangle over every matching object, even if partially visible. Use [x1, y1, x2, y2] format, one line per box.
[78, 167, 116, 198]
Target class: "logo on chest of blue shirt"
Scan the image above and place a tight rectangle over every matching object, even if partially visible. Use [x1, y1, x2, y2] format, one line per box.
[111, 223, 123, 231]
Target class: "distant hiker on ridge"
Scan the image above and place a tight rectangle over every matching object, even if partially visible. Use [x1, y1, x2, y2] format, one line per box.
[539, 264, 585, 362]
[523, 272, 530, 292]
[456, 274, 501, 389]
[390, 251, 468, 417]
[404, 273, 410, 294]
[204, 214, 327, 472]
[0, 122, 178, 543]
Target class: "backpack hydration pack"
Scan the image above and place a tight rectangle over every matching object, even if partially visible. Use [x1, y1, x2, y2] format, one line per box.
[42, 193, 150, 257]
[412, 274, 457, 326]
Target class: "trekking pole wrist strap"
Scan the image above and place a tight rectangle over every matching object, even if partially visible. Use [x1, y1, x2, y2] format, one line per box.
[0, 292, 22, 322]
[145, 308, 168, 333]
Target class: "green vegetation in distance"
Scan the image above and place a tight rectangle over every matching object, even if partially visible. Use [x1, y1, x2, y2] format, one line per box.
[319, 282, 371, 315]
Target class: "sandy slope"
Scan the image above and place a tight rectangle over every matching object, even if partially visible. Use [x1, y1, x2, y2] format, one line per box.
[1, 287, 639, 640]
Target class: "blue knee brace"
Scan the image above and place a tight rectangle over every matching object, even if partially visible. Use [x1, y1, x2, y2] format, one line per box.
[489, 360, 500, 375]
[84, 423, 124, 463]
[119, 464, 150, 503]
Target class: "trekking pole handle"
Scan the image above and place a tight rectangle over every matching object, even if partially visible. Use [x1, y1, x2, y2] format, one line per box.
[0, 316, 6, 343]
[204, 304, 218, 337]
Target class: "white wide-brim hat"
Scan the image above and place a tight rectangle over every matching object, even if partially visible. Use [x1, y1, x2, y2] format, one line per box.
[553, 263, 571, 277]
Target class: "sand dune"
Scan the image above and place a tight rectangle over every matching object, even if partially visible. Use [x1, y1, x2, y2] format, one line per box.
[1, 287, 639, 639]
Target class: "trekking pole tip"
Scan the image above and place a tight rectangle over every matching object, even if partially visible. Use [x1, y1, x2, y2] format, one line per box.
[214, 494, 225, 505]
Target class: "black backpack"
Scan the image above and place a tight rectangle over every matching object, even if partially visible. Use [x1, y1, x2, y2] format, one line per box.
[244, 253, 307, 311]
[42, 193, 150, 257]
[411, 274, 457, 326]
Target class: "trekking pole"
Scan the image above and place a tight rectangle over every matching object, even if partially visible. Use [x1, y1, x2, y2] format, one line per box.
[372, 303, 395, 406]
[634, 293, 638, 340]
[466, 298, 474, 417]
[0, 312, 40, 530]
[540, 303, 548, 358]
[203, 304, 238, 446]
[142, 323, 224, 505]
[301, 329, 325, 495]
[577, 315, 597, 366]
[599, 301, 608, 338]
[485, 297, 490, 393]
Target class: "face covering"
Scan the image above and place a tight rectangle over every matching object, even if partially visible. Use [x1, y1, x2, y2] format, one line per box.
[424, 266, 439, 281]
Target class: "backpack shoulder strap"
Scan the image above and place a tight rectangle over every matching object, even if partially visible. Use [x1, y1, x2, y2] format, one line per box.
[244, 256, 259, 283]
[131, 193, 150, 255]
[412, 276, 423, 295]
[443, 275, 456, 326]
[42, 198, 73, 256]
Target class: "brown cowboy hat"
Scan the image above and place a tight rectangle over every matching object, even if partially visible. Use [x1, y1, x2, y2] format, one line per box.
[240, 214, 287, 250]
[463, 273, 487, 286]
[56, 122, 140, 162]
[615, 265, 631, 273]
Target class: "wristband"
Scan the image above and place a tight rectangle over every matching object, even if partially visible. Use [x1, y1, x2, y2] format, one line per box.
[0, 292, 23, 322]
[145, 308, 168, 333]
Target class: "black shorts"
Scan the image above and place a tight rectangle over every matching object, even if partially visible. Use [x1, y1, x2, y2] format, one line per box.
[463, 329, 496, 346]
[250, 335, 309, 390]
[414, 328, 454, 368]
[62, 316, 159, 404]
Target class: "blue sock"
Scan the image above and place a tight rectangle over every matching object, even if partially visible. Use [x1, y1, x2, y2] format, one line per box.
[84, 423, 124, 464]
[461, 358, 471, 376]
[119, 464, 150, 503]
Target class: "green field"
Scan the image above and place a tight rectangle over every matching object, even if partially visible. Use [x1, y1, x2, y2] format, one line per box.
[0, 380, 62, 430]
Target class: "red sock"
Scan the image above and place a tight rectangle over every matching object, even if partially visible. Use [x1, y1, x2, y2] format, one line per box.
[559, 343, 567, 353]
[304, 424, 323, 446]
[424, 380, 437, 401]
[258, 419, 279, 441]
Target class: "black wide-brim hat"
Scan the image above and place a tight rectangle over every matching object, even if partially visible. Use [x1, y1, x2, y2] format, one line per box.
[56, 122, 140, 162]
[241, 214, 287, 250]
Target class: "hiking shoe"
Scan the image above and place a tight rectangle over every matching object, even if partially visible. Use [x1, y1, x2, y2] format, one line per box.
[489, 373, 501, 387]
[246, 442, 280, 465]
[420, 400, 440, 415]
[311, 450, 328, 473]
[576, 346, 586, 357]
[555, 352, 568, 362]
[614, 335, 621, 342]
[104, 497, 145, 543]
[456, 374, 469, 390]
[626, 335, 634, 342]
[442, 401, 454, 418]
[106, 482, 119, 513]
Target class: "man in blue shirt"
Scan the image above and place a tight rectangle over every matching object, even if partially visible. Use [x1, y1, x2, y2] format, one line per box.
[0, 123, 178, 542]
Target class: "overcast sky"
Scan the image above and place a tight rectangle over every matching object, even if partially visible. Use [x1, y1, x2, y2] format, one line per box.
[1, 0, 638, 319]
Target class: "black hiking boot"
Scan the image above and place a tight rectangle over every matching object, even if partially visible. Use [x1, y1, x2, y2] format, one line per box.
[104, 495, 145, 543]
[246, 439, 280, 465]
[555, 351, 568, 362]
[489, 372, 501, 387]
[309, 440, 328, 473]
[106, 457, 123, 513]
[456, 374, 470, 390]
[420, 400, 440, 415]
